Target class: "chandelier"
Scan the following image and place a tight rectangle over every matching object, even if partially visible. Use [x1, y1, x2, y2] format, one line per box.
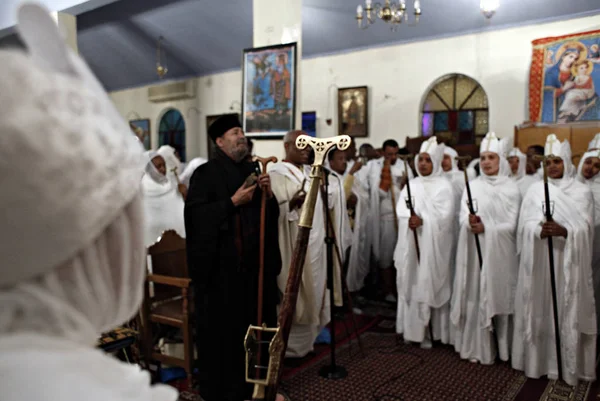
[156, 36, 168, 79]
[356, 0, 421, 30]
[480, 0, 499, 19]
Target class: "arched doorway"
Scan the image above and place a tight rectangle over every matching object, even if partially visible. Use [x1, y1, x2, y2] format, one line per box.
[158, 108, 186, 162]
[420, 74, 489, 146]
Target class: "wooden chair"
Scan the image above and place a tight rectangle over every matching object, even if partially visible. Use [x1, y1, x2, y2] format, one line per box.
[139, 230, 194, 387]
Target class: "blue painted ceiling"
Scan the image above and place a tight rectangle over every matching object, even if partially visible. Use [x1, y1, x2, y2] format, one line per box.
[3, 0, 599, 91]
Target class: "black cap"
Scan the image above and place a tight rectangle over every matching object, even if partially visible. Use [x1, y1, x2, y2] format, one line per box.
[208, 114, 242, 142]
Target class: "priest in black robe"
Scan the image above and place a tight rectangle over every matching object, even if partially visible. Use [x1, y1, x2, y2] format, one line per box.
[185, 115, 282, 401]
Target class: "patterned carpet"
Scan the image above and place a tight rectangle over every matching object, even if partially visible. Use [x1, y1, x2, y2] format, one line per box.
[171, 311, 598, 401]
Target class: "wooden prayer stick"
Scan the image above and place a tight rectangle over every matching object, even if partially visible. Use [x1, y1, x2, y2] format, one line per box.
[252, 155, 277, 386]
[253, 155, 278, 328]
[455, 155, 500, 358]
[399, 154, 434, 345]
[532, 154, 563, 381]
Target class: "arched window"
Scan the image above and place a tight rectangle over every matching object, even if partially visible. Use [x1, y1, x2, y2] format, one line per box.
[159, 108, 186, 162]
[421, 74, 489, 145]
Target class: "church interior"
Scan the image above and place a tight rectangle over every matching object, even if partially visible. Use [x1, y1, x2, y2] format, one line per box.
[2, 0, 600, 400]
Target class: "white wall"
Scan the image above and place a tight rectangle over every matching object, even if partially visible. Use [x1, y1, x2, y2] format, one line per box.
[109, 14, 600, 161]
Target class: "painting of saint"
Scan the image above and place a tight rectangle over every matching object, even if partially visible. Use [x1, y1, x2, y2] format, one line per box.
[535, 32, 600, 123]
[338, 86, 368, 137]
[129, 119, 150, 150]
[242, 43, 296, 139]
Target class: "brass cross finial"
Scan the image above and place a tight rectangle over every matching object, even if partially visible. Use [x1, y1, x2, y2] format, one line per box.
[545, 134, 558, 157]
[295, 135, 351, 167]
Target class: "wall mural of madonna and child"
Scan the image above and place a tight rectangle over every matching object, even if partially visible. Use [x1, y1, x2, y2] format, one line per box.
[529, 29, 600, 123]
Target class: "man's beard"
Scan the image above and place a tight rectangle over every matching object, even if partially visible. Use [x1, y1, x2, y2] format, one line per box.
[229, 141, 248, 163]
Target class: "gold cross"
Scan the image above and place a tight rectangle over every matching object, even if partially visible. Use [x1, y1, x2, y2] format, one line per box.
[422, 137, 435, 153]
[485, 132, 497, 152]
[296, 135, 351, 167]
[545, 135, 558, 157]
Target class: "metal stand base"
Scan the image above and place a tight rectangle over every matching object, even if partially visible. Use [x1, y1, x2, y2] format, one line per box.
[318, 364, 348, 380]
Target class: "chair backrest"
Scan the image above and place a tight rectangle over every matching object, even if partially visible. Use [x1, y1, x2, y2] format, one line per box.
[147, 230, 188, 302]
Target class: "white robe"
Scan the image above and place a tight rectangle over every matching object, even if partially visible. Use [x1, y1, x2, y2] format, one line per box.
[450, 175, 521, 364]
[179, 157, 208, 187]
[512, 179, 597, 385]
[0, 334, 177, 401]
[394, 173, 455, 344]
[577, 152, 600, 333]
[269, 162, 329, 357]
[366, 158, 412, 269]
[141, 174, 186, 247]
[345, 172, 372, 293]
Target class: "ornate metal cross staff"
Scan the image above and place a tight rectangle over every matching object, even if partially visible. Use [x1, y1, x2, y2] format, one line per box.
[245, 135, 351, 401]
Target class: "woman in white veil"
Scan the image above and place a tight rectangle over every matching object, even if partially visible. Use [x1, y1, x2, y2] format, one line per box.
[0, 4, 177, 401]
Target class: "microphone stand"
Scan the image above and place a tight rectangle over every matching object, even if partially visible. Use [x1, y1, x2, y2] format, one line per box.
[318, 170, 348, 380]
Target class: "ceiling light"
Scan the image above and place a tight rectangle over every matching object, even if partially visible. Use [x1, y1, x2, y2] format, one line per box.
[480, 0, 499, 19]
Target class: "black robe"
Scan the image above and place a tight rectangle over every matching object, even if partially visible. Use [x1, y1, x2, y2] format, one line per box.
[185, 149, 281, 401]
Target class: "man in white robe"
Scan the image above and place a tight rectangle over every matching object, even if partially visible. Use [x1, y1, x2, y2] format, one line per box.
[577, 149, 600, 332]
[394, 137, 455, 347]
[508, 148, 538, 197]
[366, 139, 413, 302]
[451, 133, 520, 364]
[142, 152, 186, 247]
[328, 148, 371, 296]
[269, 130, 330, 357]
[512, 134, 596, 386]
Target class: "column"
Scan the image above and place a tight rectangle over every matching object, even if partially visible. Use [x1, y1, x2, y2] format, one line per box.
[51, 11, 78, 54]
[252, 0, 302, 159]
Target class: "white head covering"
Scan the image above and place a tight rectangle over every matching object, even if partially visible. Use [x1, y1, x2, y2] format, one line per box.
[508, 147, 527, 180]
[545, 134, 575, 181]
[416, 137, 444, 178]
[145, 151, 169, 184]
[157, 144, 182, 175]
[479, 132, 511, 183]
[588, 133, 600, 150]
[0, 5, 177, 401]
[442, 146, 459, 172]
[577, 150, 600, 181]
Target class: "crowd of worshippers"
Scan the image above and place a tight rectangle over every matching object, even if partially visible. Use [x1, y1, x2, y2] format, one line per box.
[141, 113, 600, 400]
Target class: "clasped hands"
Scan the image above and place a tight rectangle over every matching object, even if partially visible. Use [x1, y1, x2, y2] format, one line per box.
[540, 221, 568, 239]
[231, 174, 272, 207]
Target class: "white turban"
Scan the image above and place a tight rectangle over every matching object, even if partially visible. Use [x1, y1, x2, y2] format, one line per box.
[0, 3, 145, 347]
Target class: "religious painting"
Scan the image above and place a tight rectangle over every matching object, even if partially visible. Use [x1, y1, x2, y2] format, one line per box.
[338, 86, 368, 137]
[242, 43, 297, 139]
[129, 118, 150, 150]
[529, 29, 600, 123]
[206, 113, 240, 159]
[302, 111, 317, 137]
